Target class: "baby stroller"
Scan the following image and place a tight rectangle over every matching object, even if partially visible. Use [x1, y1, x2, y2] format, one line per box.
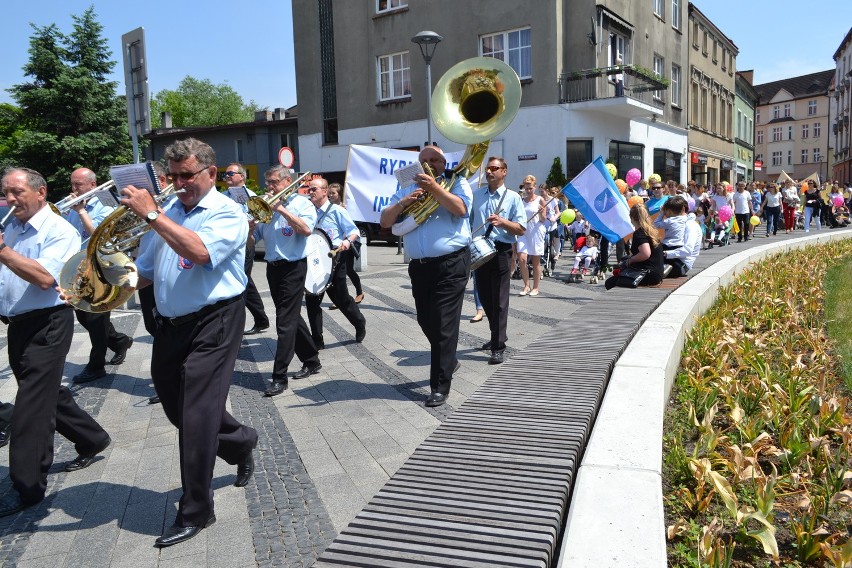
[707, 221, 732, 248]
[567, 238, 603, 284]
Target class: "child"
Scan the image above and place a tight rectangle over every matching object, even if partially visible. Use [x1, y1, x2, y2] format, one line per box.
[653, 197, 688, 251]
[708, 213, 729, 247]
[571, 236, 598, 275]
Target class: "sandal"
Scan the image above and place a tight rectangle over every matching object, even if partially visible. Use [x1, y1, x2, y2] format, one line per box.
[469, 311, 484, 323]
[529, 290, 540, 297]
[354, 293, 365, 303]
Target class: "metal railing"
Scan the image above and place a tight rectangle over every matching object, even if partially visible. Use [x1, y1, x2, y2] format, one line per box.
[558, 65, 668, 106]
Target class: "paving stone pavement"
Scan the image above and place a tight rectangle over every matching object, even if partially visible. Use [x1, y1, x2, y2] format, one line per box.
[0, 241, 601, 567]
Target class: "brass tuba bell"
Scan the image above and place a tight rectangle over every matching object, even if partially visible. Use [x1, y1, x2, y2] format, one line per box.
[393, 57, 521, 235]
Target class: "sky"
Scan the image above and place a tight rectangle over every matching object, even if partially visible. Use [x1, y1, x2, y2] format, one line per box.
[0, 1, 848, 110]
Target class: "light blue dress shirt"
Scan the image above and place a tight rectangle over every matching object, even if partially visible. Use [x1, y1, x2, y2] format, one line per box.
[253, 194, 317, 262]
[0, 205, 81, 316]
[315, 202, 358, 246]
[388, 174, 472, 259]
[135, 187, 248, 318]
[469, 184, 525, 244]
[65, 196, 115, 242]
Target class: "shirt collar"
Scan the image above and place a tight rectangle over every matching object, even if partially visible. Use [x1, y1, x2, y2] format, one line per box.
[13, 203, 53, 233]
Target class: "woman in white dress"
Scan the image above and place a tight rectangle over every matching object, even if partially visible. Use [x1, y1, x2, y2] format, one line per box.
[517, 175, 546, 296]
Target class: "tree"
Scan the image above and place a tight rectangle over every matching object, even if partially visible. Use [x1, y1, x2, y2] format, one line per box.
[5, 7, 132, 197]
[151, 76, 263, 128]
[546, 156, 568, 188]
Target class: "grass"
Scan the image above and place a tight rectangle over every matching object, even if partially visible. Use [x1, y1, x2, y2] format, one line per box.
[825, 257, 852, 391]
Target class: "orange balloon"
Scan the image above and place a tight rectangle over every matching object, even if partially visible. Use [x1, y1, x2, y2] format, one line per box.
[615, 179, 628, 194]
[628, 196, 644, 208]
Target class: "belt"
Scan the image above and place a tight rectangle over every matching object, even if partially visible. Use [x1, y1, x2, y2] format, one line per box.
[268, 257, 304, 267]
[0, 304, 70, 325]
[156, 295, 243, 327]
[493, 241, 513, 252]
[413, 247, 466, 264]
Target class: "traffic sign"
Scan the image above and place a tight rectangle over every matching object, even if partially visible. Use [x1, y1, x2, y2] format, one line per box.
[278, 147, 295, 168]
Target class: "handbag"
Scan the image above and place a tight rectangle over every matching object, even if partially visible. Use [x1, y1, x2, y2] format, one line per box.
[617, 266, 650, 288]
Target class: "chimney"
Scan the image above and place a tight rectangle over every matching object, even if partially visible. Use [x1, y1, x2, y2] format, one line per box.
[274, 107, 287, 120]
[161, 112, 172, 129]
[255, 110, 273, 122]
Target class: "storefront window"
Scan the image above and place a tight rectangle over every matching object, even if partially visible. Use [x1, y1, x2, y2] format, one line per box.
[653, 149, 682, 183]
[608, 141, 644, 180]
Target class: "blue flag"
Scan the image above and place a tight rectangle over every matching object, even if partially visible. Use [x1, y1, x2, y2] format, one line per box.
[562, 156, 634, 243]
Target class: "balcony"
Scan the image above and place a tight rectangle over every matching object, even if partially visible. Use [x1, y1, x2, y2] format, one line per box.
[558, 65, 668, 119]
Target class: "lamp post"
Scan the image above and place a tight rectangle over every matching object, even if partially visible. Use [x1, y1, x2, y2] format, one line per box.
[411, 30, 443, 147]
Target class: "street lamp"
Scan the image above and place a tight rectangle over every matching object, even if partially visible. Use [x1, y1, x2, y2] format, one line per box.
[411, 30, 443, 147]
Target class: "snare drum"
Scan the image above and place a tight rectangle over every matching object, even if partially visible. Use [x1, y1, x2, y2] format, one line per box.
[468, 235, 497, 271]
[304, 229, 334, 296]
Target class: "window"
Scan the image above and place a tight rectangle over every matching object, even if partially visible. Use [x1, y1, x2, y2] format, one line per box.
[721, 48, 727, 71]
[772, 127, 782, 141]
[653, 54, 664, 101]
[376, 0, 406, 13]
[609, 31, 628, 67]
[703, 30, 708, 54]
[773, 105, 780, 119]
[802, 149, 809, 163]
[783, 103, 791, 118]
[712, 40, 718, 63]
[701, 89, 708, 128]
[711, 94, 717, 131]
[814, 148, 821, 162]
[737, 110, 743, 139]
[756, 109, 760, 124]
[692, 21, 699, 47]
[772, 151, 782, 166]
[691, 83, 700, 125]
[670, 64, 681, 106]
[654, 148, 682, 181]
[748, 118, 753, 144]
[608, 141, 644, 176]
[787, 150, 792, 165]
[566, 140, 593, 180]
[235, 139, 243, 162]
[802, 124, 809, 138]
[808, 100, 817, 115]
[757, 130, 763, 144]
[671, 0, 681, 29]
[481, 28, 532, 79]
[377, 51, 411, 101]
[654, 0, 664, 18]
[787, 126, 793, 140]
[814, 122, 821, 137]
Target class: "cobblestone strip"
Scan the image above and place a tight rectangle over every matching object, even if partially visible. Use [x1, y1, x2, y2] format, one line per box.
[230, 348, 337, 567]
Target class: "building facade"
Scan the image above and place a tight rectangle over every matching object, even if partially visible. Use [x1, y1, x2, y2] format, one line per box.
[292, 0, 690, 189]
[686, 3, 737, 185]
[831, 27, 852, 185]
[734, 71, 758, 182]
[753, 70, 834, 183]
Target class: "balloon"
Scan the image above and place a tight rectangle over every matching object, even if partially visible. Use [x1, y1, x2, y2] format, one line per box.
[718, 205, 733, 223]
[626, 168, 642, 187]
[749, 215, 760, 226]
[615, 179, 628, 194]
[833, 196, 845, 207]
[686, 195, 696, 212]
[648, 173, 661, 184]
[605, 163, 617, 179]
[560, 209, 576, 225]
[627, 196, 644, 208]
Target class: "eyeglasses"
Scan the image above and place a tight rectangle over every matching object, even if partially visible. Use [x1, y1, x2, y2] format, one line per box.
[307, 187, 322, 193]
[265, 179, 281, 185]
[166, 166, 210, 183]
[653, 186, 663, 190]
[486, 166, 504, 172]
[223, 171, 241, 177]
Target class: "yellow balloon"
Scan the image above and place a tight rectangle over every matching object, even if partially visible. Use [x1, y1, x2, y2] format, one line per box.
[648, 173, 661, 184]
[560, 209, 576, 224]
[749, 215, 760, 226]
[605, 163, 618, 179]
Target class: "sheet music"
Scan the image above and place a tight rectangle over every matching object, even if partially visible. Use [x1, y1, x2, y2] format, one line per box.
[395, 162, 424, 189]
[109, 163, 161, 196]
[93, 189, 119, 208]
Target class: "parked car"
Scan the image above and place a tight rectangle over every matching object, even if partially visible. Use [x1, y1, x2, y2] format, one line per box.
[356, 222, 399, 245]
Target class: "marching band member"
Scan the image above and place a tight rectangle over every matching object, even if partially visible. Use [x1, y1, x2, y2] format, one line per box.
[66, 168, 133, 383]
[304, 177, 366, 348]
[121, 138, 258, 547]
[0, 167, 111, 517]
[469, 157, 525, 365]
[254, 165, 322, 397]
[379, 145, 472, 407]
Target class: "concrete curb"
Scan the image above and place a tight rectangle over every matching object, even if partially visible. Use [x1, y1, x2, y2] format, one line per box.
[558, 228, 852, 567]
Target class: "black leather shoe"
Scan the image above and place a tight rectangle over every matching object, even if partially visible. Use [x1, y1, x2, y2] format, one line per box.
[425, 392, 448, 407]
[481, 341, 492, 351]
[355, 325, 366, 343]
[0, 423, 10, 449]
[243, 325, 269, 336]
[155, 515, 216, 548]
[315, 341, 325, 350]
[108, 337, 133, 365]
[234, 450, 255, 487]
[73, 366, 107, 384]
[148, 396, 160, 405]
[65, 435, 111, 472]
[292, 364, 322, 379]
[0, 492, 36, 518]
[264, 380, 288, 397]
[489, 351, 504, 365]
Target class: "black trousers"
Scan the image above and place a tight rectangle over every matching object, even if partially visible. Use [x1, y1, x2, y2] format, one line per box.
[151, 298, 257, 526]
[0, 402, 12, 431]
[138, 285, 157, 337]
[408, 248, 469, 395]
[474, 244, 512, 352]
[266, 258, 320, 382]
[8, 307, 109, 504]
[305, 250, 366, 345]
[244, 242, 270, 329]
[75, 310, 130, 369]
[735, 213, 750, 240]
[344, 248, 363, 296]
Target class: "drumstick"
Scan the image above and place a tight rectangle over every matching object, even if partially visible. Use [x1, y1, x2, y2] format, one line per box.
[472, 208, 504, 236]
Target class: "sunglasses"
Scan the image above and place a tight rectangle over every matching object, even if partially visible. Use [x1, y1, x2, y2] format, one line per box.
[486, 166, 504, 172]
[223, 171, 241, 177]
[166, 166, 210, 183]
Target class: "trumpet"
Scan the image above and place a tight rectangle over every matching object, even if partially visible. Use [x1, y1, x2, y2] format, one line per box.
[246, 172, 312, 224]
[54, 180, 116, 214]
[0, 206, 17, 230]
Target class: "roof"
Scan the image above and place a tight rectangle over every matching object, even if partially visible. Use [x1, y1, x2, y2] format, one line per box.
[753, 70, 835, 104]
[833, 27, 852, 61]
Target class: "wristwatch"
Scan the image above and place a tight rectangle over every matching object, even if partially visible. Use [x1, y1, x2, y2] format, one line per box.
[145, 210, 159, 224]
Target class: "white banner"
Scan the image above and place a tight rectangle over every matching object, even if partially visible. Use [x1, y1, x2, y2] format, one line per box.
[344, 144, 479, 223]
